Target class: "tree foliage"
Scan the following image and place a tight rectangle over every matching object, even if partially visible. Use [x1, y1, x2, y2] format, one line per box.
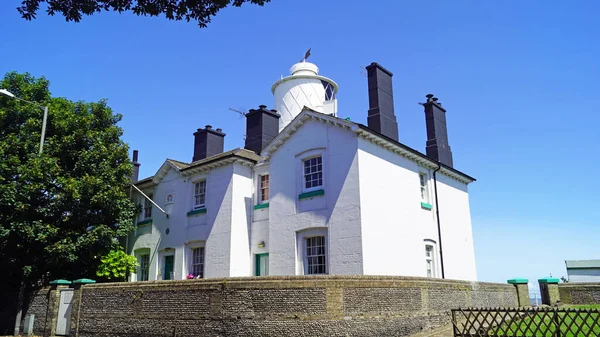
[16, 0, 272, 27]
[96, 248, 139, 281]
[0, 71, 137, 288]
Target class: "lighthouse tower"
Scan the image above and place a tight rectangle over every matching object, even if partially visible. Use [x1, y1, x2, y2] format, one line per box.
[271, 60, 338, 131]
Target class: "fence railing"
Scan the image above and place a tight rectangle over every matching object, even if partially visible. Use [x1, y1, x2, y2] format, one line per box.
[452, 307, 600, 337]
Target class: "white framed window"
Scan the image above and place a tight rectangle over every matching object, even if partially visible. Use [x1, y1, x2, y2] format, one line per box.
[194, 180, 206, 209]
[138, 254, 150, 281]
[143, 193, 153, 219]
[259, 174, 270, 203]
[303, 156, 323, 191]
[190, 247, 205, 278]
[296, 228, 328, 275]
[419, 173, 429, 203]
[425, 242, 436, 278]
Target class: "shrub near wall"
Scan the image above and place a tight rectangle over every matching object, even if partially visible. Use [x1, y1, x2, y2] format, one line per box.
[72, 276, 518, 337]
[559, 283, 600, 305]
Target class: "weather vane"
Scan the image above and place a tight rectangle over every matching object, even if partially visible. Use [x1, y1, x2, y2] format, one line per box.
[300, 48, 311, 62]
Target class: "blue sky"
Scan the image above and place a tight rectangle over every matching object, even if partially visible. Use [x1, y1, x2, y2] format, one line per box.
[1, 1, 598, 290]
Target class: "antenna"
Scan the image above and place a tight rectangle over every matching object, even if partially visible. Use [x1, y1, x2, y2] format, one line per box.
[359, 66, 367, 77]
[300, 48, 312, 63]
[228, 107, 247, 117]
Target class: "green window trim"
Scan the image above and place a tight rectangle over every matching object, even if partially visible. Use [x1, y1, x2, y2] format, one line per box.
[187, 208, 207, 216]
[421, 202, 433, 210]
[254, 203, 269, 210]
[298, 189, 325, 200]
[137, 218, 153, 226]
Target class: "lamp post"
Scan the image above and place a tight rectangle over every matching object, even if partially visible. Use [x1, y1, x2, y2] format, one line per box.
[0, 88, 49, 155]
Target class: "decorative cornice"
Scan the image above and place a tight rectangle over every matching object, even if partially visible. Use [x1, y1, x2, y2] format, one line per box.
[181, 157, 256, 177]
[353, 128, 474, 184]
[262, 110, 353, 161]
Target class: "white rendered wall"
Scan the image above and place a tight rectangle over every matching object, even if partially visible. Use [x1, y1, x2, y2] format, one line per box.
[357, 139, 436, 277]
[268, 119, 363, 276]
[435, 173, 477, 281]
[228, 163, 253, 276]
[567, 269, 600, 282]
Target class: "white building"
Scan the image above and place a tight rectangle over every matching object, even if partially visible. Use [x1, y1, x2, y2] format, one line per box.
[127, 59, 478, 282]
[565, 260, 600, 282]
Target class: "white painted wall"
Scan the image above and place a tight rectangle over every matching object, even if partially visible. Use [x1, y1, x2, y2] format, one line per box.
[268, 119, 363, 276]
[229, 163, 253, 276]
[357, 138, 435, 277]
[567, 269, 600, 282]
[435, 173, 477, 281]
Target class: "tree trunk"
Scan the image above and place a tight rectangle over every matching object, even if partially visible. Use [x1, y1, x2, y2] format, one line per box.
[13, 276, 24, 336]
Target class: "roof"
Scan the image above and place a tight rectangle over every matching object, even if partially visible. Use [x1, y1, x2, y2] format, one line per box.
[133, 148, 262, 187]
[565, 260, 600, 269]
[261, 107, 475, 184]
[355, 123, 476, 182]
[180, 148, 261, 172]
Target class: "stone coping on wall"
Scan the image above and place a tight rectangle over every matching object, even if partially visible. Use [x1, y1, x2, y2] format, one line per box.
[81, 275, 514, 290]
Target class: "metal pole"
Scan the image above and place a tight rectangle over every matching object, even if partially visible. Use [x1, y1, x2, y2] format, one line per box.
[39, 106, 48, 154]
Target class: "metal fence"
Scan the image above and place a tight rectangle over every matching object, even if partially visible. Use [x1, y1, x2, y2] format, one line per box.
[452, 307, 600, 337]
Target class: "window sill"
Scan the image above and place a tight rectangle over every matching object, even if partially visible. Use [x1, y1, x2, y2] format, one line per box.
[298, 189, 325, 200]
[254, 202, 269, 210]
[137, 219, 153, 226]
[421, 202, 433, 210]
[187, 208, 207, 216]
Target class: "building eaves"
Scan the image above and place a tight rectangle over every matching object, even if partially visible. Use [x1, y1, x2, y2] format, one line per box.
[133, 176, 155, 188]
[180, 148, 261, 173]
[355, 124, 476, 182]
[565, 260, 600, 269]
[166, 159, 190, 170]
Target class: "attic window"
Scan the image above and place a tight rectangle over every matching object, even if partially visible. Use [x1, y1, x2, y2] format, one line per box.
[321, 80, 335, 101]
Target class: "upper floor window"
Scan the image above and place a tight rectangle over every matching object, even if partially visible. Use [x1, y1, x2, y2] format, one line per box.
[321, 80, 335, 101]
[138, 254, 150, 281]
[419, 173, 429, 203]
[303, 156, 323, 191]
[305, 235, 327, 275]
[143, 194, 153, 219]
[194, 180, 206, 209]
[260, 174, 270, 203]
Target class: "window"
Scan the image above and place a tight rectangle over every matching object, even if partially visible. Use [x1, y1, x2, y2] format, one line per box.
[305, 236, 327, 275]
[143, 194, 153, 219]
[194, 180, 206, 209]
[303, 156, 323, 191]
[321, 80, 335, 101]
[425, 244, 435, 278]
[138, 254, 149, 281]
[420, 173, 429, 202]
[259, 174, 270, 203]
[190, 247, 205, 278]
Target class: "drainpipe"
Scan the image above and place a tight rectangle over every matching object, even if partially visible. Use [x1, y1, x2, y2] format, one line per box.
[433, 163, 445, 279]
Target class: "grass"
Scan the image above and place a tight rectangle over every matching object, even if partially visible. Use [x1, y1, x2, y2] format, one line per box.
[489, 306, 600, 337]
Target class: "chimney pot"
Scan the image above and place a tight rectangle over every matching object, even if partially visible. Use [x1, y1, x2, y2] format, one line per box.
[216, 128, 222, 132]
[131, 150, 140, 183]
[205, 125, 212, 129]
[259, 105, 267, 110]
[132, 150, 139, 163]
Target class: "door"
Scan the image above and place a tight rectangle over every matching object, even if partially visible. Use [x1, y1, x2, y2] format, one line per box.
[164, 255, 174, 280]
[56, 289, 74, 335]
[255, 253, 269, 276]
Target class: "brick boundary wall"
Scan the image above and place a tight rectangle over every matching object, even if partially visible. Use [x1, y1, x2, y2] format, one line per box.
[69, 276, 517, 337]
[558, 283, 600, 305]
